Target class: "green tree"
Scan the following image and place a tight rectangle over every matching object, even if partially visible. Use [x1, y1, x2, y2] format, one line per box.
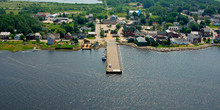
[205, 19, 211, 26]
[116, 24, 121, 30]
[141, 18, 146, 24]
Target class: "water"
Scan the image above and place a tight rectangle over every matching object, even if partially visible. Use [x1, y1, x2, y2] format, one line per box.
[10, 0, 102, 4]
[0, 46, 220, 109]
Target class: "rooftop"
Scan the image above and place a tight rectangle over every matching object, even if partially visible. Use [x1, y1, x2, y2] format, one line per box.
[136, 37, 147, 42]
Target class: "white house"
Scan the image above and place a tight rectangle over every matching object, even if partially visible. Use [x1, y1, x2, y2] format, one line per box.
[172, 38, 189, 45]
[168, 26, 181, 31]
[14, 34, 23, 40]
[47, 34, 55, 45]
[35, 33, 41, 40]
[0, 32, 11, 39]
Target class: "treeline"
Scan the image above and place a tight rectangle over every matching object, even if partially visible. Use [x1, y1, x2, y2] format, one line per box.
[107, 0, 220, 15]
[0, 14, 43, 35]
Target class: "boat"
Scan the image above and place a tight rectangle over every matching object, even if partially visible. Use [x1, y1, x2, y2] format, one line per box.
[102, 54, 106, 61]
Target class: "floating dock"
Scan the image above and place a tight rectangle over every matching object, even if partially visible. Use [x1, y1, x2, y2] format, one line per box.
[82, 44, 91, 50]
[106, 41, 122, 74]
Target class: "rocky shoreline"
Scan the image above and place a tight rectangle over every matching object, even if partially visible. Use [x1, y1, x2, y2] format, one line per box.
[118, 43, 220, 52]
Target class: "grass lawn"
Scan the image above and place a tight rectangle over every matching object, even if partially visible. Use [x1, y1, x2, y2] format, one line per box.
[86, 36, 96, 39]
[0, 44, 35, 52]
[116, 13, 127, 17]
[209, 25, 219, 29]
[5, 10, 20, 14]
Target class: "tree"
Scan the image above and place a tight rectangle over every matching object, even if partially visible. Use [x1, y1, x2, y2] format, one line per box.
[189, 23, 199, 31]
[140, 18, 146, 24]
[167, 37, 171, 45]
[184, 27, 192, 34]
[193, 14, 198, 22]
[164, 23, 173, 29]
[148, 19, 153, 26]
[116, 24, 121, 30]
[166, 17, 176, 23]
[132, 12, 138, 17]
[0, 8, 5, 15]
[205, 19, 211, 26]
[143, 0, 154, 8]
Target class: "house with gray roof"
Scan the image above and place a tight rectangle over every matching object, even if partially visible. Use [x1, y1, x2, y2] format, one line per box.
[136, 37, 147, 46]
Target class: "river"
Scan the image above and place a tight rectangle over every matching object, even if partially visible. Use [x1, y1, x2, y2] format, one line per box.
[10, 0, 102, 4]
[0, 46, 220, 109]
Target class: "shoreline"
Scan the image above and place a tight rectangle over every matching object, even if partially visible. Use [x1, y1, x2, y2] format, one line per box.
[118, 43, 220, 52]
[1, 43, 220, 52]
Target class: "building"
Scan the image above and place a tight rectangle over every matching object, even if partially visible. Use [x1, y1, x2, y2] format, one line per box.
[129, 10, 141, 16]
[200, 28, 211, 37]
[110, 15, 118, 20]
[156, 35, 167, 44]
[14, 34, 23, 40]
[47, 34, 55, 45]
[0, 32, 11, 39]
[102, 19, 117, 25]
[147, 31, 157, 37]
[168, 26, 181, 31]
[88, 14, 93, 18]
[43, 33, 60, 40]
[64, 33, 72, 39]
[35, 12, 51, 18]
[78, 33, 87, 39]
[88, 32, 96, 37]
[166, 30, 179, 38]
[35, 33, 41, 40]
[215, 33, 220, 42]
[26, 33, 35, 40]
[188, 34, 201, 43]
[172, 38, 189, 45]
[53, 17, 69, 24]
[134, 30, 146, 38]
[136, 37, 147, 46]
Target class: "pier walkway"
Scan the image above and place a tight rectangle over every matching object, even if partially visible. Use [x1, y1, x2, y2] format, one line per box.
[106, 40, 122, 74]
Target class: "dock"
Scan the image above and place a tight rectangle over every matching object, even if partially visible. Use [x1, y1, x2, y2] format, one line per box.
[106, 41, 122, 74]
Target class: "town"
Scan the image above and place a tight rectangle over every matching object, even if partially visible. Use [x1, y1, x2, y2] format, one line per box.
[0, 0, 220, 52]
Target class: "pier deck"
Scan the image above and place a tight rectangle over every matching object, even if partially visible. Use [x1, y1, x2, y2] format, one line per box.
[106, 41, 122, 74]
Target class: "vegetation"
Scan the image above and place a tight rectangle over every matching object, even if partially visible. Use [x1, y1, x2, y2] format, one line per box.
[0, 14, 43, 35]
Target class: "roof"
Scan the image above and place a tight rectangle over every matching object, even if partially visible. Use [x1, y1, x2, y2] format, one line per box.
[0, 32, 11, 36]
[88, 32, 96, 35]
[188, 34, 200, 39]
[35, 33, 41, 36]
[191, 31, 199, 35]
[102, 19, 117, 24]
[166, 30, 171, 33]
[136, 37, 147, 42]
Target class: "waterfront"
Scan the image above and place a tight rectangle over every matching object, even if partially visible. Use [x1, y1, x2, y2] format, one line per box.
[0, 46, 220, 109]
[10, 0, 102, 4]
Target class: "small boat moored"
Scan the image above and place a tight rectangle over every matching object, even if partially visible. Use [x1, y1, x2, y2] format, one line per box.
[102, 54, 106, 61]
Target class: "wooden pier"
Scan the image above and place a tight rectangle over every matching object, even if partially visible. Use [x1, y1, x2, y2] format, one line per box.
[106, 41, 122, 74]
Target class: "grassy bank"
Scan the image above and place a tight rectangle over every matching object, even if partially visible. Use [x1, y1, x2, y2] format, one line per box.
[0, 41, 80, 52]
[0, 44, 36, 52]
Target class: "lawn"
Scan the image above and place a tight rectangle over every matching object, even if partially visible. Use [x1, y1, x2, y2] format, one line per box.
[86, 36, 96, 39]
[0, 44, 35, 52]
[209, 25, 219, 29]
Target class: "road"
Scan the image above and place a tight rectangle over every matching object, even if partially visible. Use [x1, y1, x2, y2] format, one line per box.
[95, 19, 102, 41]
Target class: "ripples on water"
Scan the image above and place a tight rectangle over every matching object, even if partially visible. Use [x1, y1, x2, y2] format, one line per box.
[0, 46, 220, 109]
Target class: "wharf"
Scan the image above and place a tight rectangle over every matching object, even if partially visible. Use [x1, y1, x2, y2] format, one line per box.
[106, 41, 122, 74]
